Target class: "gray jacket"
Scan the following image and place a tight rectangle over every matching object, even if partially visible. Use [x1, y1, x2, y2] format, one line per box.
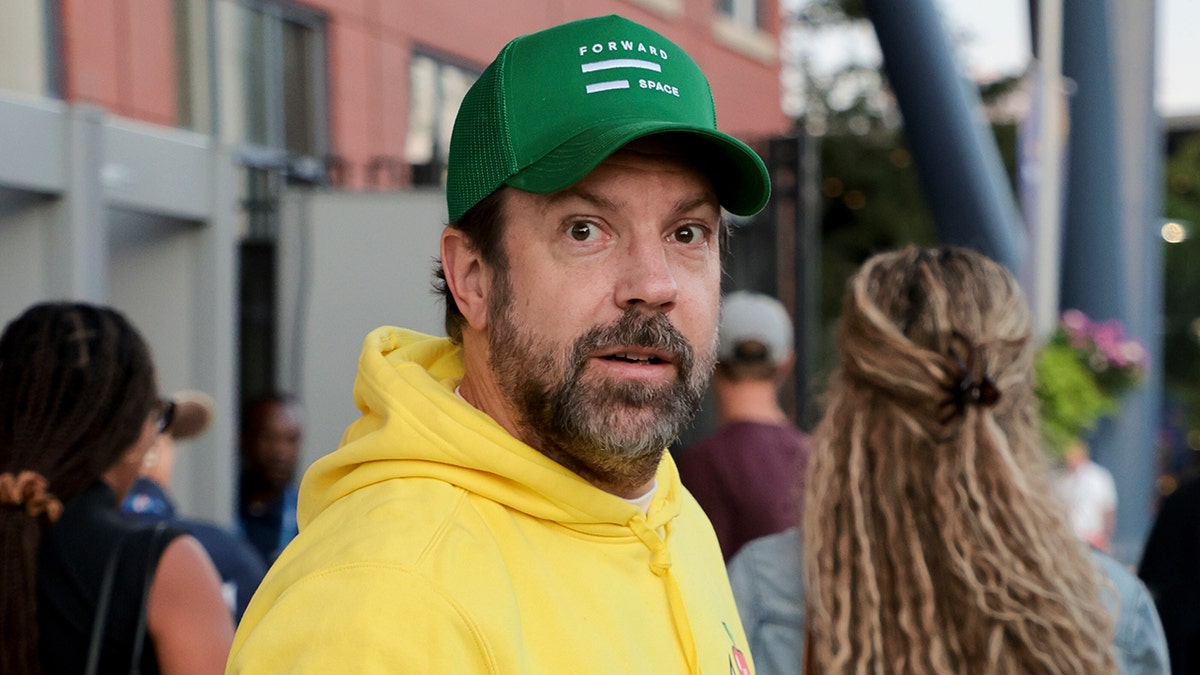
[728, 527, 1170, 675]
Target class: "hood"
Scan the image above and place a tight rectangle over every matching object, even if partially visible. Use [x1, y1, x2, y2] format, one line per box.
[298, 327, 684, 536]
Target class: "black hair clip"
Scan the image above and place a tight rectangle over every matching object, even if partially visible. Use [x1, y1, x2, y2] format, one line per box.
[938, 331, 1001, 425]
[950, 372, 1000, 408]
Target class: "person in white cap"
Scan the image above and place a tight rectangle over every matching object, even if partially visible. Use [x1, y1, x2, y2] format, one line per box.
[677, 291, 811, 561]
[123, 390, 267, 623]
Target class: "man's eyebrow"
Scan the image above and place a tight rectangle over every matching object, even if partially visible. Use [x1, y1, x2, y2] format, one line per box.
[542, 188, 718, 217]
[541, 186, 622, 213]
[672, 194, 719, 217]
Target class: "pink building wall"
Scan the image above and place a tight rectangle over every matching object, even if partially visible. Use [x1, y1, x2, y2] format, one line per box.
[57, 0, 787, 189]
[61, 0, 178, 126]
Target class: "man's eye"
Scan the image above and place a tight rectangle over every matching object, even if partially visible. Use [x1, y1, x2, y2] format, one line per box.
[569, 221, 600, 241]
[672, 225, 706, 244]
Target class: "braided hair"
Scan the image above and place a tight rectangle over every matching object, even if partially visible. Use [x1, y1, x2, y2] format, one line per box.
[0, 302, 158, 674]
[803, 246, 1118, 674]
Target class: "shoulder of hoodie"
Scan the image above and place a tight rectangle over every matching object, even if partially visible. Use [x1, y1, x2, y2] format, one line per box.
[230, 479, 508, 670]
[282, 477, 486, 574]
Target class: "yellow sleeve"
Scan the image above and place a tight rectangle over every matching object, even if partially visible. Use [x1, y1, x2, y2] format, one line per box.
[227, 563, 497, 674]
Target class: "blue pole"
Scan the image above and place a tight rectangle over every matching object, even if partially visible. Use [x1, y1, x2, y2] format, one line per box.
[1059, 0, 1162, 564]
[862, 0, 1025, 271]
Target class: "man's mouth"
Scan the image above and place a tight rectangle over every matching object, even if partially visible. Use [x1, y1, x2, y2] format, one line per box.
[601, 352, 667, 365]
[592, 343, 676, 365]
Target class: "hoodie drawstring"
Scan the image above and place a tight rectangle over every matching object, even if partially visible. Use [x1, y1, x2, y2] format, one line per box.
[629, 518, 700, 674]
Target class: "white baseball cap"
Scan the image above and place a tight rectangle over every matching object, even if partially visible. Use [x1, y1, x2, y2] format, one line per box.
[718, 292, 793, 366]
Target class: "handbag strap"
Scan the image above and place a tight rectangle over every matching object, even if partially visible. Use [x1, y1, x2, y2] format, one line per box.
[129, 521, 170, 675]
[84, 521, 171, 675]
[86, 532, 128, 675]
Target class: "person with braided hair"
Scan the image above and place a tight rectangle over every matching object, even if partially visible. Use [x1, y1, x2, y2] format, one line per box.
[0, 302, 233, 674]
[728, 246, 1168, 674]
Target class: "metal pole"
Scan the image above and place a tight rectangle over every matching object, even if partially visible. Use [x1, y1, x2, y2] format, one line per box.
[1033, 0, 1065, 337]
[863, 0, 1025, 272]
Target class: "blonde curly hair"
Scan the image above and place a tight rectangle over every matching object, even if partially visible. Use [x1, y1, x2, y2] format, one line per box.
[803, 245, 1118, 674]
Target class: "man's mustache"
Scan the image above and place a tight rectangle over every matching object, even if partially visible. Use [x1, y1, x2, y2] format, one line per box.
[571, 310, 694, 374]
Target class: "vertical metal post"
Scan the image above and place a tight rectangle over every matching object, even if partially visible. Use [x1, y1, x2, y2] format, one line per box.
[1059, 0, 1162, 564]
[1031, 0, 1066, 336]
[863, 0, 1025, 272]
[794, 134, 821, 428]
[50, 105, 108, 302]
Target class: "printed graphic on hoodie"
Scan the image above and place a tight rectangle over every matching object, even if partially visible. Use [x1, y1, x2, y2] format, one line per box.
[724, 621, 751, 675]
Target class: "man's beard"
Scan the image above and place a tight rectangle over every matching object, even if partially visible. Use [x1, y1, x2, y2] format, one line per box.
[486, 273, 715, 487]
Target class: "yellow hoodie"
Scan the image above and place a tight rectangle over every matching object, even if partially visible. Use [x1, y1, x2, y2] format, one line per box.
[227, 328, 754, 674]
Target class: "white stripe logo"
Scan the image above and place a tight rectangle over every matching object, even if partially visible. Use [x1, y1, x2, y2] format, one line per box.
[581, 58, 663, 74]
[581, 59, 662, 95]
[585, 80, 631, 94]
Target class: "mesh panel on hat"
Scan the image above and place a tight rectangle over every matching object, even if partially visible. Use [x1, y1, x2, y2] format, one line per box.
[446, 49, 519, 222]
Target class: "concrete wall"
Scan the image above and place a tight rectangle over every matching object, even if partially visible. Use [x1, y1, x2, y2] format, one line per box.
[277, 189, 447, 473]
[0, 192, 58, 322]
[0, 93, 239, 524]
[108, 207, 239, 523]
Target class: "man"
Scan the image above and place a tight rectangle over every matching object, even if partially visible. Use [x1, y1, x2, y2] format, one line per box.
[122, 390, 267, 622]
[237, 394, 303, 564]
[228, 14, 769, 673]
[678, 292, 810, 561]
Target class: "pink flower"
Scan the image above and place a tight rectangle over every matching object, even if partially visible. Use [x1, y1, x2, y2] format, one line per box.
[1054, 309, 1147, 394]
[1091, 320, 1127, 365]
[1122, 341, 1147, 368]
[1061, 309, 1089, 332]
[1061, 309, 1091, 348]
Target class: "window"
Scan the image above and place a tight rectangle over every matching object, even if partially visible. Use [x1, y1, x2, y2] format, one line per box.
[174, 0, 205, 131]
[406, 53, 477, 186]
[713, 0, 775, 62]
[0, 1, 59, 97]
[215, 0, 327, 181]
[207, 2, 327, 402]
[716, 0, 763, 30]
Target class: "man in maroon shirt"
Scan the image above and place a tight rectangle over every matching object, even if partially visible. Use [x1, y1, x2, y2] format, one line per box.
[678, 292, 811, 561]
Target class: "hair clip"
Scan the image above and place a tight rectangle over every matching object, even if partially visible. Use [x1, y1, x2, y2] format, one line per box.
[938, 331, 1001, 425]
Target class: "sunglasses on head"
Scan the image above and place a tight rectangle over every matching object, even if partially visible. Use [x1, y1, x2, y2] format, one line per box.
[156, 398, 176, 434]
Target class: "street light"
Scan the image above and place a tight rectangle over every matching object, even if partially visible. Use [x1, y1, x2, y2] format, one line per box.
[1162, 219, 1191, 243]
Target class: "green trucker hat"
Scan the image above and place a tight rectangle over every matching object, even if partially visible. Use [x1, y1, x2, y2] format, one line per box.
[446, 14, 771, 222]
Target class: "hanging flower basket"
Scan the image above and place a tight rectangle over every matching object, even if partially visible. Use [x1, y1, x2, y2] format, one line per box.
[1035, 309, 1147, 459]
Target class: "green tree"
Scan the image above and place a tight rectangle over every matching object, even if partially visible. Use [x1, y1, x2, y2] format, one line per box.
[1161, 133, 1200, 435]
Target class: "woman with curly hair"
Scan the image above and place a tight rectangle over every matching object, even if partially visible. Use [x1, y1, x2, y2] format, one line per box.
[728, 246, 1167, 674]
[0, 302, 233, 674]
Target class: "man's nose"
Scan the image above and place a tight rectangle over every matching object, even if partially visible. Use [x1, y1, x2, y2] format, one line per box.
[615, 235, 678, 312]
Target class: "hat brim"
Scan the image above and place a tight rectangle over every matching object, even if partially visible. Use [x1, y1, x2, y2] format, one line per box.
[505, 120, 770, 217]
[166, 390, 214, 440]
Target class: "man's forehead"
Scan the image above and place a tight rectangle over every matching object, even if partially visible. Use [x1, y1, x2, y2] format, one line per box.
[533, 182, 719, 219]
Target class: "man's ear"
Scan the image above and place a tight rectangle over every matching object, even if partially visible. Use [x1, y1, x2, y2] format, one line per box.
[440, 227, 490, 331]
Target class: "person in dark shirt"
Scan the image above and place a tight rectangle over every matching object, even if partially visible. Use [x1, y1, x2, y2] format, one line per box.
[1139, 472, 1200, 674]
[677, 291, 810, 561]
[0, 302, 232, 674]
